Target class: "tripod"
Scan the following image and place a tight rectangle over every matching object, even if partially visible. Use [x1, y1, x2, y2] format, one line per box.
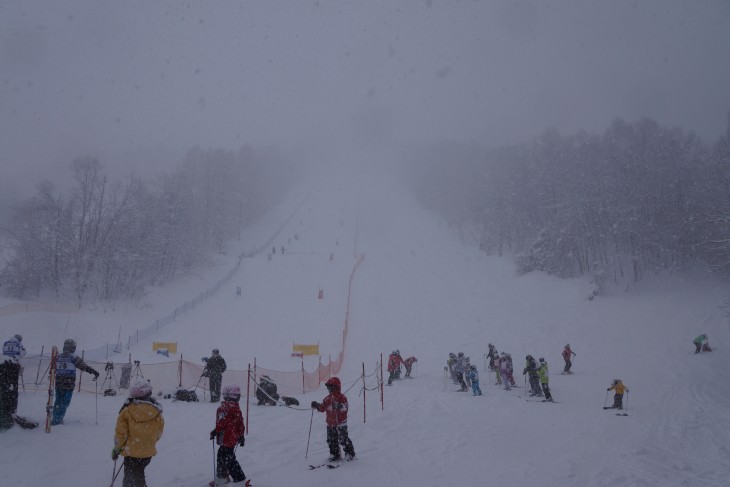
[101, 362, 119, 396]
[132, 360, 144, 379]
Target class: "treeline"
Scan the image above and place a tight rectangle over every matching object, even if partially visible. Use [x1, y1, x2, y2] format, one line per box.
[406, 116, 730, 292]
[0, 146, 292, 304]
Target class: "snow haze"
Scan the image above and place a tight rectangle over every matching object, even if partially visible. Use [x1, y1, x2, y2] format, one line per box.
[2, 1, 730, 197]
[1, 170, 729, 487]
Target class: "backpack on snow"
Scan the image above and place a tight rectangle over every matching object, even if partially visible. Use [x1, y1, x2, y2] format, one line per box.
[174, 389, 198, 402]
[281, 396, 299, 406]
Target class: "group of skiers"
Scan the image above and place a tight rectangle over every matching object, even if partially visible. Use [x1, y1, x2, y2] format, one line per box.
[386, 350, 417, 386]
[483, 345, 553, 400]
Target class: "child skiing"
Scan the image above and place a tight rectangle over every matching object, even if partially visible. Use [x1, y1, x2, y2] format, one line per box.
[606, 379, 629, 410]
[499, 353, 511, 390]
[466, 365, 482, 396]
[523, 355, 542, 397]
[210, 385, 248, 486]
[112, 378, 164, 487]
[311, 377, 356, 462]
[537, 358, 553, 401]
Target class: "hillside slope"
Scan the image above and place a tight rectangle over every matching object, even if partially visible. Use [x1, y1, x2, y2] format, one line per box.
[2, 167, 729, 487]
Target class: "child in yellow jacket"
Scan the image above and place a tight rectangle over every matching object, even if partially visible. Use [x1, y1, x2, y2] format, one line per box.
[112, 378, 164, 487]
[607, 379, 629, 410]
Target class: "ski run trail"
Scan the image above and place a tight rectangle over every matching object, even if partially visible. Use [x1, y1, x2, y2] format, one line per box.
[2, 164, 730, 487]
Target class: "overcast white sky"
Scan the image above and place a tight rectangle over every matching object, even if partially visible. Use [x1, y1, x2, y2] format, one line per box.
[1, 0, 729, 197]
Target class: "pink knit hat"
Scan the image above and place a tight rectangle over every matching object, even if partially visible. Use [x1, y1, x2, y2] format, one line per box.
[130, 378, 152, 398]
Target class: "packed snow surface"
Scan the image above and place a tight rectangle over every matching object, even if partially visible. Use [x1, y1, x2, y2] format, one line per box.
[2, 168, 729, 487]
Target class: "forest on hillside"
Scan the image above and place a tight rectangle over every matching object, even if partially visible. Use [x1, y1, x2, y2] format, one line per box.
[0, 146, 293, 304]
[405, 116, 730, 294]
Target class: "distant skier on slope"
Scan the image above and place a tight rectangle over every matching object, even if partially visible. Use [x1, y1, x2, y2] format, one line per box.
[499, 353, 511, 391]
[523, 355, 542, 397]
[606, 379, 629, 410]
[387, 351, 404, 386]
[403, 356, 418, 378]
[454, 352, 468, 391]
[1, 334, 26, 430]
[466, 365, 482, 396]
[562, 344, 576, 374]
[537, 358, 553, 402]
[693, 334, 708, 354]
[51, 339, 99, 426]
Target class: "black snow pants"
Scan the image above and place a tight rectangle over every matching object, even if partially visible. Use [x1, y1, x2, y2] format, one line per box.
[217, 446, 246, 483]
[122, 456, 151, 487]
[326, 425, 355, 458]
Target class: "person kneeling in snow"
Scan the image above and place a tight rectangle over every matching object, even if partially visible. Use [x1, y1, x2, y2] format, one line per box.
[311, 377, 356, 462]
[403, 356, 418, 377]
[112, 378, 164, 487]
[210, 385, 248, 486]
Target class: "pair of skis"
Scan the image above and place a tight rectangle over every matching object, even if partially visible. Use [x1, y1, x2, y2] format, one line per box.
[603, 406, 629, 416]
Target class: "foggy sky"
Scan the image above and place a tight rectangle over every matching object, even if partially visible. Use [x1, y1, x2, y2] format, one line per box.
[1, 0, 729, 197]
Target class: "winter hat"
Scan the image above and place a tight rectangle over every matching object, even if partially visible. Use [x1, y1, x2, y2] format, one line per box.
[222, 385, 241, 400]
[130, 378, 153, 398]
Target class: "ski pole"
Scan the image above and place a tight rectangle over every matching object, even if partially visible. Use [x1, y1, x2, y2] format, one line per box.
[212, 438, 217, 482]
[110, 459, 123, 487]
[95, 377, 98, 425]
[305, 408, 314, 459]
[625, 390, 629, 412]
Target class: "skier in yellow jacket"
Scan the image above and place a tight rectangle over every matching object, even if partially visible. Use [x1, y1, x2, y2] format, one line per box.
[112, 378, 164, 487]
[606, 379, 629, 410]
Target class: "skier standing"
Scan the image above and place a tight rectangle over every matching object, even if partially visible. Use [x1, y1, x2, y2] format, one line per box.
[210, 385, 248, 486]
[486, 343, 498, 372]
[447, 353, 459, 384]
[499, 353, 511, 390]
[311, 377, 356, 462]
[505, 353, 516, 386]
[523, 355, 542, 397]
[51, 339, 99, 425]
[466, 365, 482, 396]
[387, 351, 403, 385]
[112, 378, 164, 487]
[492, 353, 502, 385]
[607, 379, 629, 410]
[454, 352, 468, 391]
[206, 349, 227, 403]
[537, 358, 553, 401]
[562, 344, 576, 374]
[0, 335, 25, 431]
[1, 334, 26, 430]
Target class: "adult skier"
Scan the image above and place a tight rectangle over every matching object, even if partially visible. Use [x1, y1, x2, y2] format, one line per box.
[1, 334, 26, 430]
[51, 339, 99, 426]
[523, 355, 542, 397]
[311, 377, 356, 462]
[562, 344, 576, 374]
[205, 349, 227, 402]
[537, 358, 553, 402]
[210, 385, 248, 486]
[447, 353, 459, 384]
[403, 356, 418, 378]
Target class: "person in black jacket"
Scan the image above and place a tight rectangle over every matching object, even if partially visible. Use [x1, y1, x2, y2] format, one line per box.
[1, 335, 26, 430]
[522, 354, 543, 397]
[205, 349, 227, 402]
[255, 375, 279, 406]
[51, 339, 99, 425]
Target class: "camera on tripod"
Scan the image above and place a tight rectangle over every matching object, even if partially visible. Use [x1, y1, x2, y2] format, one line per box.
[105, 362, 114, 371]
[134, 360, 140, 366]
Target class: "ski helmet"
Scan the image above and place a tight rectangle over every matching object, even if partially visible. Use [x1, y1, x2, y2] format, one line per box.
[129, 378, 152, 398]
[14, 334, 22, 342]
[526, 354, 532, 360]
[63, 338, 77, 353]
[539, 357, 545, 363]
[449, 353, 456, 358]
[565, 344, 570, 349]
[457, 352, 464, 357]
[261, 375, 272, 383]
[212, 349, 219, 355]
[325, 377, 341, 391]
[223, 385, 241, 401]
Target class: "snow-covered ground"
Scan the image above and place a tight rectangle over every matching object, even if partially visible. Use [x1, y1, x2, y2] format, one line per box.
[2, 165, 729, 487]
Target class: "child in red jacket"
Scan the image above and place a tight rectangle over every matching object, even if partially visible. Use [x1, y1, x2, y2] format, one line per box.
[311, 377, 356, 462]
[209, 385, 249, 486]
